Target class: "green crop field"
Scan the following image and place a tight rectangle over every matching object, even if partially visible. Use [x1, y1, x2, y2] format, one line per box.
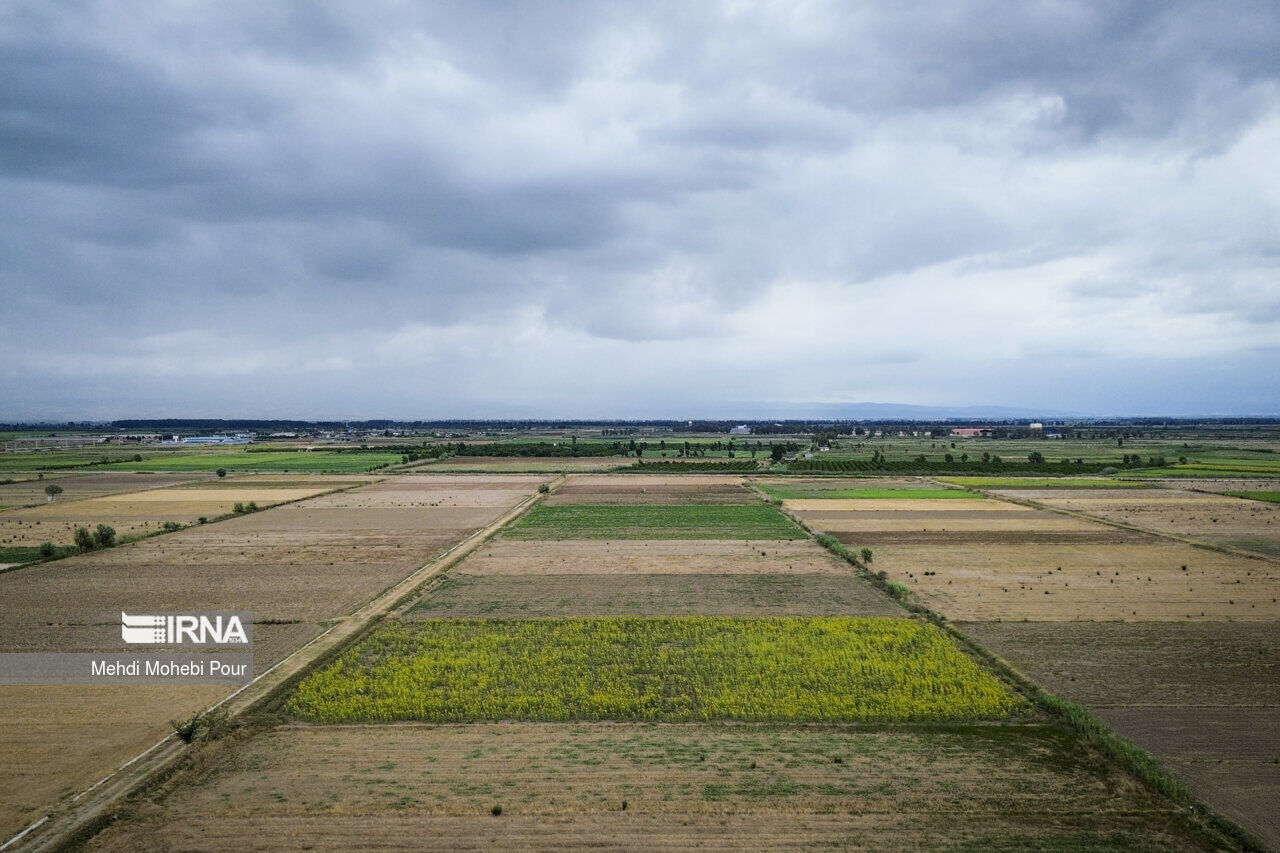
[938, 477, 1153, 489]
[288, 617, 1024, 724]
[505, 503, 806, 540]
[758, 485, 980, 500]
[1226, 491, 1280, 504]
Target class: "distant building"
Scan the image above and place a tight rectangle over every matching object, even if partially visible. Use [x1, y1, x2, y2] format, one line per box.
[729, 425, 751, 436]
[182, 434, 252, 445]
[1029, 422, 1044, 434]
[949, 428, 991, 438]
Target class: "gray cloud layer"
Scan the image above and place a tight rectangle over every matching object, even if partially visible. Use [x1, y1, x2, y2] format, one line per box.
[2, 1, 1279, 418]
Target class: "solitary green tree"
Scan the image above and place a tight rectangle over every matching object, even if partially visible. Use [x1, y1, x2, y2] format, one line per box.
[216, 468, 227, 479]
[44, 484, 63, 503]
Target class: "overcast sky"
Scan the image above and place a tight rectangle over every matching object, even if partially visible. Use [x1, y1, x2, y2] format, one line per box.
[3, 1, 1278, 420]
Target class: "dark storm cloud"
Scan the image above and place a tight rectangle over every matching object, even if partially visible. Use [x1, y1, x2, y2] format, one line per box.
[1, 0, 1278, 417]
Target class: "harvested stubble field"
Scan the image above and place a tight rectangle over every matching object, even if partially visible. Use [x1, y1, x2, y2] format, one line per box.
[755, 476, 962, 496]
[545, 482, 754, 505]
[417, 456, 620, 472]
[407, 571, 899, 618]
[0, 483, 340, 548]
[0, 471, 212, 510]
[453, 538, 851, 576]
[289, 617, 1023, 724]
[964, 621, 1280, 848]
[871, 542, 1280, 621]
[84, 722, 1220, 852]
[783, 497, 1027, 513]
[999, 487, 1280, 558]
[505, 503, 806, 540]
[940, 477, 1154, 489]
[0, 474, 540, 839]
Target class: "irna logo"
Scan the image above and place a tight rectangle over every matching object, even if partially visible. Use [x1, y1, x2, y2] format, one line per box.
[121, 612, 251, 646]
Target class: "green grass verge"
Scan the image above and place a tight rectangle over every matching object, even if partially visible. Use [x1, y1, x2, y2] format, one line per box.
[759, 485, 981, 500]
[1225, 491, 1280, 504]
[287, 617, 1025, 724]
[504, 503, 806, 540]
[938, 477, 1152, 489]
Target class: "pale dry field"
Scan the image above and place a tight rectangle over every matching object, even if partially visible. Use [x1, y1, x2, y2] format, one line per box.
[0, 475, 540, 840]
[873, 542, 1280, 621]
[0, 472, 211, 510]
[546, 482, 753, 505]
[993, 487, 1280, 557]
[0, 685, 225, 836]
[0, 484, 342, 547]
[567, 474, 746, 488]
[85, 723, 1214, 852]
[418, 457, 619, 472]
[755, 477, 953, 492]
[454, 539, 851, 577]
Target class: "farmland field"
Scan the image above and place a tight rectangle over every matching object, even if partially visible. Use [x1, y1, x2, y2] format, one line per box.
[0, 480, 349, 550]
[15, 469, 1266, 851]
[506, 503, 806, 540]
[83, 722, 1218, 852]
[408, 571, 899, 617]
[994, 486, 1280, 558]
[289, 617, 1024, 723]
[966, 621, 1280, 847]
[0, 474, 543, 840]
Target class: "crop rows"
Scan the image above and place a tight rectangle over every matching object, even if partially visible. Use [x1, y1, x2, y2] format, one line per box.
[287, 617, 1025, 724]
[504, 503, 806, 540]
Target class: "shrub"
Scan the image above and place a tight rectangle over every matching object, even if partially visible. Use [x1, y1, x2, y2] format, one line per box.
[216, 468, 227, 478]
[132, 453, 142, 462]
[93, 524, 116, 548]
[73, 526, 94, 552]
[38, 541, 56, 559]
[247, 501, 259, 512]
[198, 516, 208, 524]
[170, 706, 235, 743]
[233, 502, 246, 514]
[491, 804, 502, 816]
[537, 483, 550, 494]
[161, 521, 182, 532]
[860, 548, 874, 564]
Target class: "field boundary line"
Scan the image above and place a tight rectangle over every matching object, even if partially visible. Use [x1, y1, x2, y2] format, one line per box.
[18, 475, 559, 852]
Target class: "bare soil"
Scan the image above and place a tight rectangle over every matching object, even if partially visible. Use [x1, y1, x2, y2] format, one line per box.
[0, 474, 541, 840]
[0, 472, 213, 510]
[546, 483, 754, 505]
[452, 539, 852, 576]
[960, 621, 1280, 706]
[0, 486, 338, 547]
[0, 684, 225, 838]
[85, 722, 1214, 852]
[407, 572, 899, 618]
[995, 487, 1280, 558]
[873, 543, 1280, 621]
[961, 621, 1280, 848]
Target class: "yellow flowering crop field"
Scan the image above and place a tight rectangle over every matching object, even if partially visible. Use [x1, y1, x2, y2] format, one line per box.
[288, 617, 1025, 723]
